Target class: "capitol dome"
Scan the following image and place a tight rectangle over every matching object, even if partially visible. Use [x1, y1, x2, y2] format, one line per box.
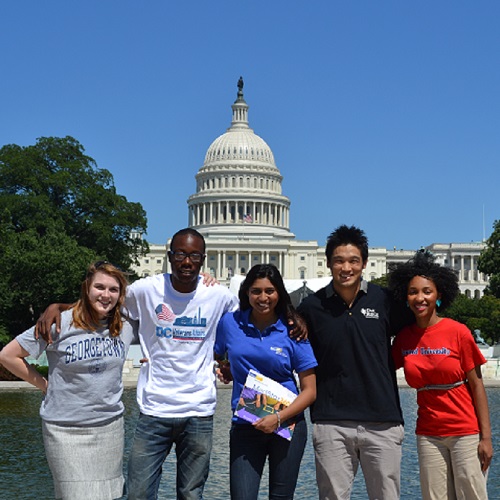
[204, 129, 276, 168]
[187, 78, 293, 240]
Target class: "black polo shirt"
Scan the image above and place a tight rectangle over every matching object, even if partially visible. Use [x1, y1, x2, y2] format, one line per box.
[298, 280, 404, 424]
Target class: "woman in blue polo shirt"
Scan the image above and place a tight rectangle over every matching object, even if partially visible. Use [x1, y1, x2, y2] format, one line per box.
[215, 263, 317, 500]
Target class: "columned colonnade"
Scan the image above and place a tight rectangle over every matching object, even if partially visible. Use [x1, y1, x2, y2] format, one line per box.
[189, 200, 290, 228]
[165, 248, 288, 279]
[454, 254, 486, 282]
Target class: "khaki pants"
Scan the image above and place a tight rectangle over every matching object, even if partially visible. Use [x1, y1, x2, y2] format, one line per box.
[313, 420, 404, 500]
[418, 434, 488, 500]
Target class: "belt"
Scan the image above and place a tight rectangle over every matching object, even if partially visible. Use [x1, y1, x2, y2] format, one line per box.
[417, 380, 466, 392]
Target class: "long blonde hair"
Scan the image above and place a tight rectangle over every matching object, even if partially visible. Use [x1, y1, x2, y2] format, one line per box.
[72, 261, 128, 337]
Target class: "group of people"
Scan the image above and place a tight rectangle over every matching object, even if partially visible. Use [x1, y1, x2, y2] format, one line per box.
[0, 225, 493, 500]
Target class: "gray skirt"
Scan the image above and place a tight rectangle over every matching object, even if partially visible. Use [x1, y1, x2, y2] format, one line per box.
[42, 416, 124, 500]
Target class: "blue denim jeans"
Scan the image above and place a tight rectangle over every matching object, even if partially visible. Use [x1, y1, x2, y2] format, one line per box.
[229, 419, 308, 500]
[127, 412, 214, 500]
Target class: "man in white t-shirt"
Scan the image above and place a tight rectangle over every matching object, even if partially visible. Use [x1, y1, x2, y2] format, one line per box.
[126, 228, 239, 499]
[36, 228, 238, 499]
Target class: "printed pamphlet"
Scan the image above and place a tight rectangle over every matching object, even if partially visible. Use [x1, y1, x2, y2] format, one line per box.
[235, 369, 297, 441]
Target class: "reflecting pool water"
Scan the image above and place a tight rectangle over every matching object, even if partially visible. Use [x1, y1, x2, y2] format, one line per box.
[1, 387, 498, 499]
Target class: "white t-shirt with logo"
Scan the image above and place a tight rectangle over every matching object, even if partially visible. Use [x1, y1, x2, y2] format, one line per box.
[126, 274, 239, 418]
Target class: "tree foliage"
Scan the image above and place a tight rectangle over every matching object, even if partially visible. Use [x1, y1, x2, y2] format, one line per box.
[443, 294, 500, 345]
[370, 274, 388, 287]
[0, 136, 148, 342]
[478, 219, 500, 298]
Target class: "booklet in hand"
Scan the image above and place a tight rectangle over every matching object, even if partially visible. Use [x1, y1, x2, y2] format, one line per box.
[234, 369, 297, 440]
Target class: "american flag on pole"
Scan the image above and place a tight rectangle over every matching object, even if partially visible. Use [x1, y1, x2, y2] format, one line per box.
[243, 214, 253, 223]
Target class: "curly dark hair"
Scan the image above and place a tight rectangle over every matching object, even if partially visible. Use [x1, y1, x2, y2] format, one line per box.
[325, 225, 368, 263]
[388, 250, 459, 311]
[238, 264, 293, 318]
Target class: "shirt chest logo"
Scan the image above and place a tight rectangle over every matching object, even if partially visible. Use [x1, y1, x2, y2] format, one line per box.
[270, 346, 288, 358]
[360, 307, 379, 319]
[154, 304, 208, 342]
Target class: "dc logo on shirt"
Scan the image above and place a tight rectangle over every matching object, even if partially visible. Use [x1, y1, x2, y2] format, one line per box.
[156, 326, 173, 339]
[361, 308, 379, 319]
[271, 347, 288, 358]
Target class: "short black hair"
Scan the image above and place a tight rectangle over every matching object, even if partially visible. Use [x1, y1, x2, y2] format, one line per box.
[239, 264, 293, 318]
[170, 228, 206, 253]
[388, 250, 459, 311]
[325, 225, 368, 262]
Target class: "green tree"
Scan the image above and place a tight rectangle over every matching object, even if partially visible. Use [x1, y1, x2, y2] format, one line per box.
[443, 294, 500, 345]
[370, 274, 388, 287]
[478, 219, 500, 298]
[0, 136, 148, 341]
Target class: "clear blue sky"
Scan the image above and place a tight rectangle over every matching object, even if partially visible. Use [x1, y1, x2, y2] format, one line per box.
[1, 1, 499, 250]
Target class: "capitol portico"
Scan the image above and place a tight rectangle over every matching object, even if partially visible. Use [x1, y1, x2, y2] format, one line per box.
[133, 79, 489, 297]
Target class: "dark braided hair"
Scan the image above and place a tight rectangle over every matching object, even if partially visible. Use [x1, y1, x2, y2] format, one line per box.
[388, 250, 459, 311]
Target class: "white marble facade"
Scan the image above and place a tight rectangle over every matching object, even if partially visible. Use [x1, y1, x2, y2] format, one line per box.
[132, 81, 489, 296]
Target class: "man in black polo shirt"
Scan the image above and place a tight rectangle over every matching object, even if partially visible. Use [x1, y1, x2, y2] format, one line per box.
[298, 225, 405, 500]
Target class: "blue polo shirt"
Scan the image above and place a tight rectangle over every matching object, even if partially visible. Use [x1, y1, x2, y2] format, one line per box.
[215, 309, 317, 421]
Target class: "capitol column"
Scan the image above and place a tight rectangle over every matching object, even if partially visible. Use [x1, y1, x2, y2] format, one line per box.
[460, 255, 465, 281]
[217, 251, 222, 279]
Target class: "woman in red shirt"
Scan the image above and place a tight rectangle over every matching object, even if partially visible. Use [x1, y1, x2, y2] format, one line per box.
[389, 250, 493, 500]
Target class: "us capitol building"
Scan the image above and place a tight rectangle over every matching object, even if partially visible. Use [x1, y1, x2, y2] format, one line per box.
[132, 79, 488, 299]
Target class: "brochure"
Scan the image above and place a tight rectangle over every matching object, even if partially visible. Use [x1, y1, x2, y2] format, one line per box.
[234, 369, 297, 441]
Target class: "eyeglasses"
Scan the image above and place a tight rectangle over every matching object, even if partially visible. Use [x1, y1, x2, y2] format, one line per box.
[168, 251, 205, 263]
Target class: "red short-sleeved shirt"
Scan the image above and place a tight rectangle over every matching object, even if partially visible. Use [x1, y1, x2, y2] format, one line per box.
[392, 318, 486, 436]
